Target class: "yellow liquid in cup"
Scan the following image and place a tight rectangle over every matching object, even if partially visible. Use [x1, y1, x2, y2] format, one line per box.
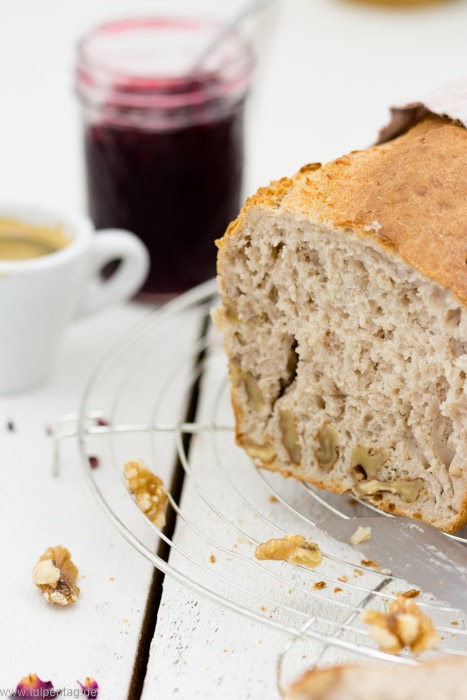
[0, 218, 70, 260]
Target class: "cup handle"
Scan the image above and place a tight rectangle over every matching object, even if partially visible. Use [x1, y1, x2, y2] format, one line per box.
[77, 229, 149, 318]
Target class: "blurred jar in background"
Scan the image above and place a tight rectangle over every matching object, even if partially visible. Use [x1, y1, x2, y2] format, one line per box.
[77, 17, 253, 300]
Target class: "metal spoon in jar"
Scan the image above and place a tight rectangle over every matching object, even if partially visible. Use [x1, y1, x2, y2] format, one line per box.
[189, 0, 272, 74]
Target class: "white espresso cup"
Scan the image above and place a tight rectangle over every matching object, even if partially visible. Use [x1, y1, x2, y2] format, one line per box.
[0, 200, 150, 393]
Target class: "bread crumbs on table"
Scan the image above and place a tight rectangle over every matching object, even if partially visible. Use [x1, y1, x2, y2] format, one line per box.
[354, 569, 363, 576]
[400, 589, 420, 598]
[338, 575, 347, 583]
[334, 587, 342, 593]
[314, 581, 326, 589]
[210, 555, 216, 563]
[361, 559, 381, 571]
[269, 495, 278, 503]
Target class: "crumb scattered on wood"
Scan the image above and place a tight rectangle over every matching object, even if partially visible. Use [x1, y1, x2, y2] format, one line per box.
[400, 589, 420, 599]
[361, 559, 381, 572]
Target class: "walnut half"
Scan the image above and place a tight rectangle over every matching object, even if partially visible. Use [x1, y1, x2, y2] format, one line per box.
[32, 546, 79, 606]
[314, 424, 339, 470]
[353, 478, 424, 503]
[363, 597, 439, 655]
[255, 534, 323, 568]
[279, 410, 302, 465]
[230, 358, 265, 413]
[124, 459, 168, 528]
[350, 445, 390, 479]
[242, 440, 276, 463]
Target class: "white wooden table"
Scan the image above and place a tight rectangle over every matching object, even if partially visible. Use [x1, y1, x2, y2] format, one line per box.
[2, 1, 467, 697]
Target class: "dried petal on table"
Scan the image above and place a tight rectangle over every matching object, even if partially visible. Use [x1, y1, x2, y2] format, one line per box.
[255, 534, 323, 568]
[124, 459, 168, 528]
[11, 674, 60, 698]
[78, 677, 99, 698]
[363, 597, 439, 655]
[32, 545, 79, 606]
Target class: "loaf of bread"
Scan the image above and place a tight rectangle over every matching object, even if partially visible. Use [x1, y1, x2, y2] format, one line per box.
[215, 115, 467, 533]
[288, 656, 467, 700]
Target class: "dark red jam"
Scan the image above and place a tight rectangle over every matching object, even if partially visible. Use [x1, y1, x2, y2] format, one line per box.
[77, 18, 252, 299]
[84, 104, 244, 296]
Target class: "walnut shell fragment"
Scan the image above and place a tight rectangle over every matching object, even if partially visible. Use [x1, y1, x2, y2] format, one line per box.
[363, 597, 439, 655]
[255, 534, 323, 568]
[124, 459, 168, 528]
[32, 546, 79, 606]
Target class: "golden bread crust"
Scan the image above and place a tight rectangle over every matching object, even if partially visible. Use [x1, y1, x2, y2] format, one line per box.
[219, 116, 467, 307]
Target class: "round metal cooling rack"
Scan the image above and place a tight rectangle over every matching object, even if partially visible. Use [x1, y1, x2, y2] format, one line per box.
[54, 278, 467, 696]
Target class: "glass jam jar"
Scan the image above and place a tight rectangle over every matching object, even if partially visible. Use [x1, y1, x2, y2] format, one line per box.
[76, 17, 253, 299]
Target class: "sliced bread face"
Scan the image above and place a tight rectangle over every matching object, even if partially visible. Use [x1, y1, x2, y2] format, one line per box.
[216, 120, 467, 533]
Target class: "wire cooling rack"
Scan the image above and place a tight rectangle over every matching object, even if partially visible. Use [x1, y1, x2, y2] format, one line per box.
[54, 278, 467, 696]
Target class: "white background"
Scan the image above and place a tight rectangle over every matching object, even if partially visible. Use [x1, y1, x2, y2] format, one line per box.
[2, 0, 467, 209]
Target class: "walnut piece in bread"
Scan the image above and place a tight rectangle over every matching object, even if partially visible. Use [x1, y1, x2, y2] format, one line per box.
[216, 116, 467, 533]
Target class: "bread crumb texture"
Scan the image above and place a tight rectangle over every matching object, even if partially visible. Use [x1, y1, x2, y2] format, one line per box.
[216, 116, 467, 533]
